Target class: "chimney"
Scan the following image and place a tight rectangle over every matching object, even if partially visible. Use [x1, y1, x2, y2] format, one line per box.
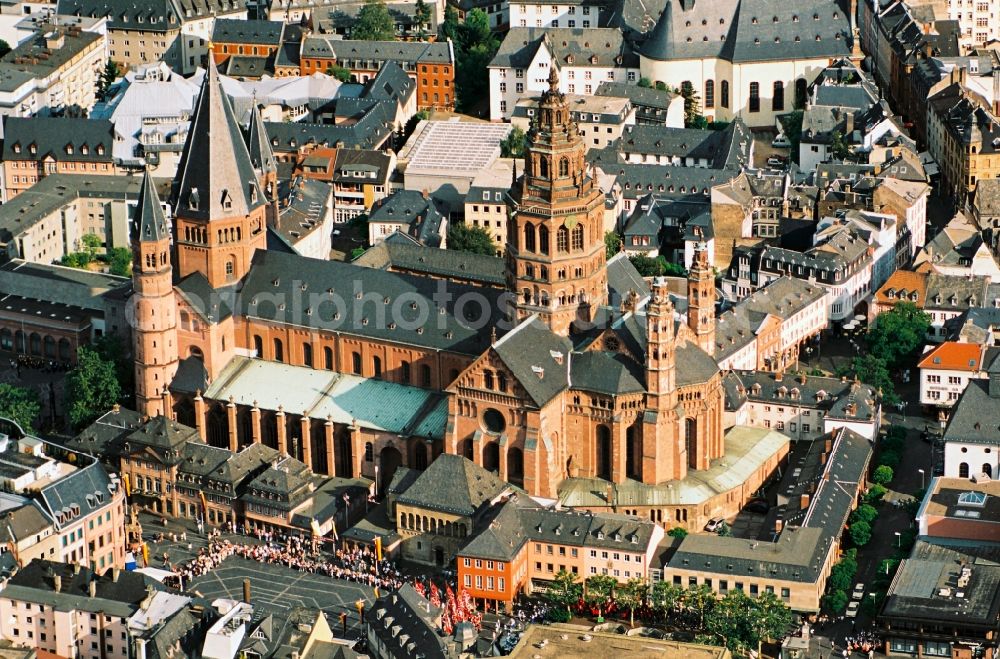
[89, 579, 96, 598]
[112, 568, 120, 583]
[774, 518, 784, 533]
[845, 112, 855, 136]
[824, 438, 833, 453]
[243, 578, 252, 603]
[53, 574, 62, 593]
[800, 373, 807, 385]
[800, 493, 810, 510]
[775, 371, 783, 382]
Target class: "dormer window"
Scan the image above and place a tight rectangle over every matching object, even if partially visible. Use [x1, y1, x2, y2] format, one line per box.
[65, 144, 74, 155]
[81, 145, 88, 155]
[96, 145, 104, 155]
[12, 144, 20, 154]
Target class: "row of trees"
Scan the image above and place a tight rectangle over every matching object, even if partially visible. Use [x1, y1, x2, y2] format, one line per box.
[545, 571, 793, 656]
[441, 8, 498, 113]
[61, 234, 132, 276]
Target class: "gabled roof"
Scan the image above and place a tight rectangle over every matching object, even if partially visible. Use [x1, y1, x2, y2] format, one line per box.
[491, 316, 573, 407]
[2, 117, 114, 162]
[918, 341, 984, 371]
[245, 103, 276, 178]
[173, 59, 265, 220]
[395, 453, 510, 516]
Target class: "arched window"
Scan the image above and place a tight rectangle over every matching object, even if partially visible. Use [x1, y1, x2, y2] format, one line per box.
[180, 310, 190, 330]
[539, 228, 549, 254]
[959, 462, 970, 478]
[253, 335, 263, 357]
[351, 351, 362, 375]
[538, 156, 548, 179]
[497, 373, 507, 392]
[557, 226, 569, 252]
[772, 80, 784, 111]
[373, 355, 382, 378]
[558, 158, 569, 177]
[984, 463, 993, 478]
[302, 342, 313, 367]
[572, 224, 584, 250]
[749, 82, 760, 112]
[596, 425, 612, 480]
[421, 364, 432, 387]
[324, 346, 333, 370]
[484, 370, 494, 389]
[795, 78, 808, 109]
[401, 360, 411, 383]
[704, 79, 715, 108]
[721, 80, 730, 108]
[273, 338, 284, 362]
[364, 442, 374, 461]
[524, 223, 536, 252]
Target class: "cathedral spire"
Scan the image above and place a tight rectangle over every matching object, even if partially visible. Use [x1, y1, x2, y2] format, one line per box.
[135, 170, 167, 245]
[174, 58, 264, 220]
[246, 101, 277, 180]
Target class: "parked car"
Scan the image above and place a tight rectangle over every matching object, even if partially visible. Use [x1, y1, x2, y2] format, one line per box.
[772, 134, 791, 148]
[852, 583, 865, 600]
[704, 517, 725, 532]
[766, 157, 787, 168]
[846, 601, 860, 618]
[745, 499, 769, 514]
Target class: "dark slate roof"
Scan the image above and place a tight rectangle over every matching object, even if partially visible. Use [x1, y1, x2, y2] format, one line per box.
[617, 122, 752, 169]
[492, 316, 574, 407]
[1, 116, 114, 162]
[490, 27, 638, 69]
[673, 341, 720, 386]
[640, 0, 851, 63]
[135, 170, 168, 243]
[395, 454, 510, 516]
[173, 59, 265, 220]
[570, 350, 645, 395]
[366, 584, 450, 659]
[171, 355, 209, 394]
[362, 60, 416, 105]
[332, 149, 393, 185]
[368, 190, 448, 248]
[263, 108, 394, 151]
[926, 273, 990, 311]
[38, 462, 119, 532]
[122, 417, 200, 463]
[176, 272, 234, 323]
[0, 27, 102, 88]
[56, 0, 243, 30]
[211, 18, 283, 44]
[67, 406, 143, 457]
[596, 81, 677, 110]
[238, 249, 501, 356]
[716, 277, 826, 359]
[943, 377, 1000, 446]
[243, 455, 313, 509]
[729, 371, 879, 422]
[4, 559, 158, 617]
[0, 502, 53, 544]
[225, 55, 269, 78]
[353, 240, 505, 286]
[457, 498, 533, 561]
[606, 251, 650, 309]
[302, 36, 452, 64]
[245, 103, 276, 177]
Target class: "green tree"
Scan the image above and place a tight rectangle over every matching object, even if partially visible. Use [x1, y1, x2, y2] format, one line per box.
[401, 109, 429, 143]
[650, 580, 684, 618]
[414, 0, 432, 38]
[850, 520, 872, 547]
[873, 464, 894, 485]
[680, 81, 705, 128]
[96, 59, 121, 101]
[443, 7, 498, 113]
[107, 247, 132, 277]
[779, 110, 803, 163]
[829, 129, 853, 160]
[0, 40, 10, 59]
[546, 569, 582, 612]
[850, 503, 879, 526]
[61, 252, 92, 269]
[638, 77, 652, 88]
[680, 584, 716, 629]
[844, 355, 898, 405]
[823, 589, 848, 614]
[746, 591, 794, 659]
[584, 574, 617, 609]
[440, 5, 460, 44]
[866, 302, 931, 369]
[325, 64, 353, 82]
[64, 345, 123, 430]
[667, 525, 688, 539]
[879, 450, 901, 470]
[865, 483, 888, 504]
[350, 246, 367, 260]
[617, 577, 647, 627]
[352, 0, 396, 41]
[705, 590, 751, 653]
[447, 222, 497, 256]
[628, 254, 686, 277]
[0, 384, 40, 431]
[716, 522, 732, 537]
[604, 231, 622, 259]
[500, 126, 527, 158]
[81, 233, 101, 256]
[655, 81, 668, 91]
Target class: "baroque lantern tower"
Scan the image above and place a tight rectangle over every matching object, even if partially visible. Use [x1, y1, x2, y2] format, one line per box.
[642, 277, 683, 483]
[132, 171, 179, 418]
[506, 67, 607, 335]
[172, 59, 268, 288]
[687, 232, 716, 356]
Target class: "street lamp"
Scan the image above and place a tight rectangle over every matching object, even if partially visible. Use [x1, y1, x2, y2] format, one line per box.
[918, 468, 925, 490]
[894, 531, 901, 547]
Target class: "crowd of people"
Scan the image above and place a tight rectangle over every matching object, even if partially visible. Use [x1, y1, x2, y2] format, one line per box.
[172, 535, 407, 592]
[843, 629, 880, 657]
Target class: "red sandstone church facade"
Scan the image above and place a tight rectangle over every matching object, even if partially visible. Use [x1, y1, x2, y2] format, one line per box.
[132, 62, 783, 531]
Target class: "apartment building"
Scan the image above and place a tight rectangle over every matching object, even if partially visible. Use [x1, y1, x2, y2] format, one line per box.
[510, 93, 635, 151]
[0, 24, 107, 119]
[330, 149, 395, 224]
[464, 158, 514, 255]
[927, 79, 1000, 203]
[918, 341, 993, 413]
[0, 117, 118, 202]
[56, 0, 246, 74]
[299, 37, 455, 110]
[0, 560, 148, 659]
[488, 27, 639, 120]
[508, 0, 607, 29]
